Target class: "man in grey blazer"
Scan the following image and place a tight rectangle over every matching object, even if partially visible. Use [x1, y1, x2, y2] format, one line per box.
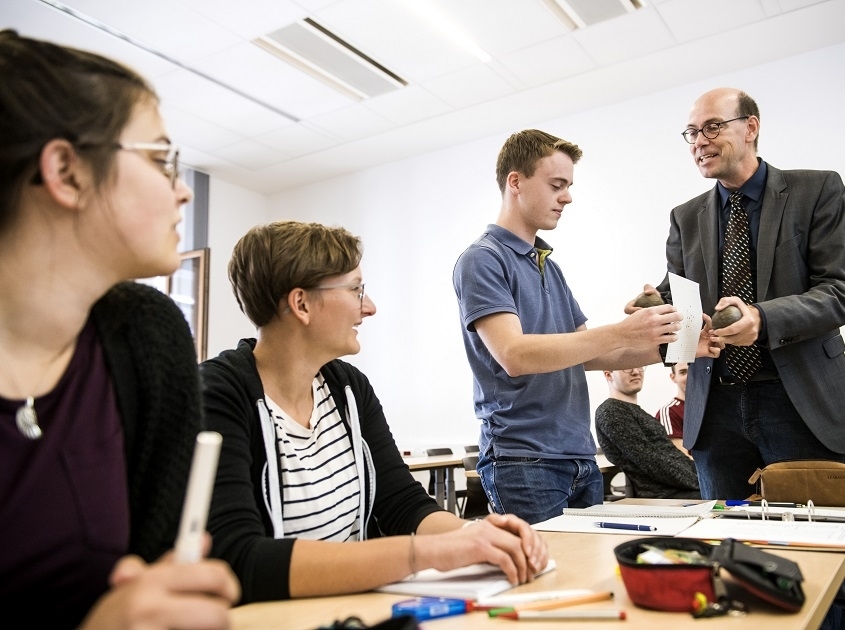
[638, 87, 845, 501]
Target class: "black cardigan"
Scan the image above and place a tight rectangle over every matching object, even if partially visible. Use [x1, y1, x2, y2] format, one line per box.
[200, 339, 442, 603]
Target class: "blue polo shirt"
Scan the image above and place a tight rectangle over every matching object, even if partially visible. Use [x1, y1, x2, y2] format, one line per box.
[453, 224, 595, 459]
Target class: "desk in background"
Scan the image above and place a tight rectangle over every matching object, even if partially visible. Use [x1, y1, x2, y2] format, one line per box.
[403, 453, 464, 514]
[230, 527, 845, 629]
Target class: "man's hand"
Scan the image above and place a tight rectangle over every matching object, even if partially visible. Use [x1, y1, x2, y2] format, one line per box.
[710, 297, 761, 347]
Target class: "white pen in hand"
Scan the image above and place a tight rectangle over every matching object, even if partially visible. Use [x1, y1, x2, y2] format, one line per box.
[174, 431, 223, 563]
[594, 521, 656, 532]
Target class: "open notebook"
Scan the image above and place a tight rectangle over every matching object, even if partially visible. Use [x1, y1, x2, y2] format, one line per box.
[532, 501, 716, 537]
[376, 559, 556, 600]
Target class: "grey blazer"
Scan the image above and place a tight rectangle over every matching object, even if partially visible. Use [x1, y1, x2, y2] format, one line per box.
[657, 163, 845, 452]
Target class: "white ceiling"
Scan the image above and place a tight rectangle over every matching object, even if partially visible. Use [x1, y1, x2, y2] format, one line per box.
[5, 0, 845, 194]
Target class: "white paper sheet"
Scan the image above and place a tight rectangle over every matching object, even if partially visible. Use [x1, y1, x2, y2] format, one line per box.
[678, 518, 845, 549]
[666, 273, 702, 363]
[376, 559, 557, 600]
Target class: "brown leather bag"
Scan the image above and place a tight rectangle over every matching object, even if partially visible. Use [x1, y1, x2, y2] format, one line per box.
[747, 459, 845, 506]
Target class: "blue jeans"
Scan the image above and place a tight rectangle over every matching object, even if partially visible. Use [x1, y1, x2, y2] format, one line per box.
[691, 380, 845, 500]
[477, 454, 604, 525]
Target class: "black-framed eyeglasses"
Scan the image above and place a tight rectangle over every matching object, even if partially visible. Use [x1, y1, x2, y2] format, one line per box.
[681, 116, 749, 144]
[77, 141, 181, 188]
[312, 283, 366, 308]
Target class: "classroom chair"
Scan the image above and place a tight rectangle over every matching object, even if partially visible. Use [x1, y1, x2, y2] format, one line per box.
[460, 455, 491, 519]
[425, 448, 466, 514]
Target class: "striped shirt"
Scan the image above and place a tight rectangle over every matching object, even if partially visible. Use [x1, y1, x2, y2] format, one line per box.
[654, 397, 684, 439]
[265, 374, 360, 541]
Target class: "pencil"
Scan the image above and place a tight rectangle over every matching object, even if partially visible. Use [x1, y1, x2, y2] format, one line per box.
[488, 591, 615, 617]
[514, 590, 614, 612]
[497, 609, 627, 621]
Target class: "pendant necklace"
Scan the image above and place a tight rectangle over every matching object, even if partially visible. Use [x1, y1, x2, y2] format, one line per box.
[1, 339, 76, 440]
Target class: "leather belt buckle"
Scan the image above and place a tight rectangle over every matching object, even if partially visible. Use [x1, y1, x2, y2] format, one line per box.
[717, 376, 739, 385]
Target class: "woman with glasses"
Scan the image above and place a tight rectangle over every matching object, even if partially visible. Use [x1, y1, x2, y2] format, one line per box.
[0, 30, 239, 628]
[201, 221, 548, 603]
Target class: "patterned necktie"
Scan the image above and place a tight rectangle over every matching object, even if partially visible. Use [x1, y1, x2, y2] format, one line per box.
[723, 191, 761, 382]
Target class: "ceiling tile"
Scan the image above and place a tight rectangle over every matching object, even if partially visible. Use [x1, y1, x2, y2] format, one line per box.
[214, 138, 291, 170]
[158, 105, 242, 152]
[657, 0, 767, 43]
[361, 85, 451, 126]
[313, 0, 481, 83]
[61, 0, 241, 62]
[175, 0, 305, 39]
[189, 41, 353, 120]
[421, 64, 517, 109]
[498, 35, 597, 88]
[258, 123, 340, 158]
[308, 105, 392, 141]
[573, 7, 675, 66]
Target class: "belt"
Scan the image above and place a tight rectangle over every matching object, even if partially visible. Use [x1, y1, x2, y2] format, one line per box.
[716, 374, 781, 385]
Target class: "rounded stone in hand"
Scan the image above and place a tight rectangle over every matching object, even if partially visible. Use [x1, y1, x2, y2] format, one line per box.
[711, 305, 743, 330]
[633, 293, 665, 308]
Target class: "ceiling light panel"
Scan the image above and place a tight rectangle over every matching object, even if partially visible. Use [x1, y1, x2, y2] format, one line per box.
[257, 19, 406, 99]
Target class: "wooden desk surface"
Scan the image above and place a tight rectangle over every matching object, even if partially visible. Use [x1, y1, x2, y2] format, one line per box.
[403, 454, 464, 471]
[230, 529, 845, 629]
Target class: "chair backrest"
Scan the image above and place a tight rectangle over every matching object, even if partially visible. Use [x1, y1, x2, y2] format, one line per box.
[464, 444, 480, 453]
[460, 455, 489, 518]
[425, 448, 454, 494]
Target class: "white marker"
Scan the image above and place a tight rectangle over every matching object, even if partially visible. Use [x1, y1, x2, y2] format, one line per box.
[174, 431, 222, 563]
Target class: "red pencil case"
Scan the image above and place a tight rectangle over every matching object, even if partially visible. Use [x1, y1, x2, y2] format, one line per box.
[614, 537, 804, 615]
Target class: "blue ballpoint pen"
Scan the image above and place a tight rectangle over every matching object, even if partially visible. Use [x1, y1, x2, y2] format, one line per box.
[593, 521, 656, 532]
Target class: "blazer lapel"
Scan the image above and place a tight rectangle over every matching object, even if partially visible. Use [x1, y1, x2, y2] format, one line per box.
[698, 188, 720, 310]
[757, 166, 787, 301]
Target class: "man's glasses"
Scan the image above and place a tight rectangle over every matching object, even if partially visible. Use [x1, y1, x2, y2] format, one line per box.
[622, 367, 646, 375]
[77, 141, 181, 188]
[681, 116, 749, 144]
[312, 283, 366, 308]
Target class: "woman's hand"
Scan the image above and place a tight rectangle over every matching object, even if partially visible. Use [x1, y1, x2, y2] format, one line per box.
[416, 514, 548, 586]
[80, 553, 240, 630]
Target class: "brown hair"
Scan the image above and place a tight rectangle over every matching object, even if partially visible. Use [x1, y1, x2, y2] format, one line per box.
[495, 129, 582, 194]
[735, 91, 761, 151]
[228, 221, 363, 327]
[0, 29, 156, 232]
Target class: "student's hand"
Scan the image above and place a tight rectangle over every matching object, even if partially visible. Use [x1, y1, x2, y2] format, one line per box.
[418, 515, 547, 586]
[624, 284, 662, 314]
[80, 553, 240, 630]
[696, 313, 722, 359]
[481, 513, 548, 576]
[621, 303, 681, 347]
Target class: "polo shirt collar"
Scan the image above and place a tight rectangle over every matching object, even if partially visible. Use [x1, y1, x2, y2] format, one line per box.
[486, 224, 554, 256]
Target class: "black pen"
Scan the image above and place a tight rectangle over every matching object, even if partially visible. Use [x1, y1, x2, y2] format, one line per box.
[593, 521, 656, 532]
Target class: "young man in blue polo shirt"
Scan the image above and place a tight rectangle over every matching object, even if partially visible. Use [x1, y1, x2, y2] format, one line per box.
[453, 129, 697, 524]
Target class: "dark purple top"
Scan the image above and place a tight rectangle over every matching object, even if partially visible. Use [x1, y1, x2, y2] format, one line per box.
[0, 319, 128, 628]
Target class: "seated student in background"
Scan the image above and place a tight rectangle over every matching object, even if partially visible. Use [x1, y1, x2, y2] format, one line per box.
[654, 362, 691, 457]
[200, 221, 548, 603]
[595, 368, 700, 499]
[0, 30, 239, 629]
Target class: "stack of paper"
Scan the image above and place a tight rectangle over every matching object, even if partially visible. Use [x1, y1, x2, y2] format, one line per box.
[532, 501, 716, 537]
[376, 560, 557, 600]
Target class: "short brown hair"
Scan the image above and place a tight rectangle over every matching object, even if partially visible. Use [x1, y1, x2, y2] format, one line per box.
[0, 29, 156, 232]
[735, 90, 761, 151]
[495, 129, 582, 194]
[228, 221, 363, 327]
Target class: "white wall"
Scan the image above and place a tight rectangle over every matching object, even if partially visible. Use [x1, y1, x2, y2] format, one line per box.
[206, 178, 267, 358]
[210, 41, 845, 450]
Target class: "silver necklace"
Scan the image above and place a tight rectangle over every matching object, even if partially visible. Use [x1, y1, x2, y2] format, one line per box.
[2, 340, 75, 440]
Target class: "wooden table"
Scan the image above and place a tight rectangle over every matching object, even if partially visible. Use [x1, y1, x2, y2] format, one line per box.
[230, 529, 845, 629]
[404, 454, 464, 514]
